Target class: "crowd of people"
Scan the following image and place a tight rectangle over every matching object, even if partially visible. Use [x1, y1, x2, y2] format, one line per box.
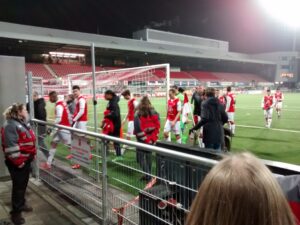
[1, 84, 291, 225]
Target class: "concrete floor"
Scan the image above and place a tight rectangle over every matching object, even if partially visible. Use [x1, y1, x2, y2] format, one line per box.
[0, 178, 99, 225]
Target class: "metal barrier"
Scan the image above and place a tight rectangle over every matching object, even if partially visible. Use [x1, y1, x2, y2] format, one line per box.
[32, 119, 217, 225]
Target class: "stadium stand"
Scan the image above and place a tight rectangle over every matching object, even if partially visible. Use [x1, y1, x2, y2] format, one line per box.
[188, 71, 219, 82]
[170, 71, 194, 79]
[25, 63, 55, 79]
[49, 64, 102, 77]
[212, 72, 268, 82]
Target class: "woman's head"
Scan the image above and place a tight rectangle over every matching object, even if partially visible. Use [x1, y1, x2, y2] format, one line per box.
[186, 152, 295, 225]
[137, 96, 153, 117]
[3, 103, 28, 121]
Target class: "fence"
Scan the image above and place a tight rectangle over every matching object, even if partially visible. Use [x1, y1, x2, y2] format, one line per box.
[32, 119, 217, 225]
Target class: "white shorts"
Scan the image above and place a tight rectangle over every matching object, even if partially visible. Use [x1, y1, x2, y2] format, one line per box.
[264, 108, 273, 118]
[74, 121, 87, 131]
[52, 129, 71, 145]
[127, 121, 134, 136]
[164, 120, 181, 135]
[227, 112, 235, 122]
[276, 102, 283, 109]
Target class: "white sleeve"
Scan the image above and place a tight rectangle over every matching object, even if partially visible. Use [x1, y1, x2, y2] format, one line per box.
[133, 100, 139, 109]
[271, 96, 275, 107]
[225, 96, 231, 112]
[177, 100, 182, 112]
[55, 105, 63, 124]
[73, 98, 85, 122]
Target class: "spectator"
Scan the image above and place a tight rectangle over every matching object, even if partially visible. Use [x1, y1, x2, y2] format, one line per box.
[189, 87, 228, 151]
[191, 86, 204, 125]
[104, 90, 122, 160]
[66, 94, 76, 116]
[1, 103, 36, 225]
[186, 152, 296, 225]
[134, 96, 160, 181]
[26, 91, 48, 159]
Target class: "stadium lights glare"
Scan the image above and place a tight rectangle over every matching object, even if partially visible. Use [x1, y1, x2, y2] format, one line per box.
[49, 52, 85, 58]
[258, 0, 300, 28]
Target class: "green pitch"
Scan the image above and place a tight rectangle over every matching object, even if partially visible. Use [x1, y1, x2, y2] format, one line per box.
[46, 93, 300, 165]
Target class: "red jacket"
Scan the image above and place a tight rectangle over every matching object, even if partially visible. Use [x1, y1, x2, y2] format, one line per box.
[101, 110, 114, 135]
[1, 119, 36, 166]
[134, 110, 160, 144]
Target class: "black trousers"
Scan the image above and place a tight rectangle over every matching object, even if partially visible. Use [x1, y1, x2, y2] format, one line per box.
[5, 160, 31, 213]
[110, 128, 121, 156]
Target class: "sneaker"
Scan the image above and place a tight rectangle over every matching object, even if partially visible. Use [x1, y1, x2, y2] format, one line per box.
[40, 162, 51, 170]
[112, 156, 124, 162]
[66, 154, 73, 160]
[71, 164, 81, 169]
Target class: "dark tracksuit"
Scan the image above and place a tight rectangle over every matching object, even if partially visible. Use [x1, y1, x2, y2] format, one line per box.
[27, 98, 48, 158]
[191, 97, 228, 150]
[105, 95, 121, 156]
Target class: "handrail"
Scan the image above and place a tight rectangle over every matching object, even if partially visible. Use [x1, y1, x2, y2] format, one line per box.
[32, 119, 218, 166]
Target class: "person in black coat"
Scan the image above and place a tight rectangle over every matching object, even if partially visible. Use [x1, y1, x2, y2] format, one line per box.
[26, 91, 48, 159]
[103, 90, 122, 158]
[189, 88, 228, 151]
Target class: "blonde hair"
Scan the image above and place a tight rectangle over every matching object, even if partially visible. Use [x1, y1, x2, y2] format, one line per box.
[186, 152, 296, 225]
[3, 103, 24, 120]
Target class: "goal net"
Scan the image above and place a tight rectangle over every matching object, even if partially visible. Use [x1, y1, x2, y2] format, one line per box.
[67, 64, 170, 116]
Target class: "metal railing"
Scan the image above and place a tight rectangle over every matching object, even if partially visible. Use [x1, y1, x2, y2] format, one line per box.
[32, 119, 217, 225]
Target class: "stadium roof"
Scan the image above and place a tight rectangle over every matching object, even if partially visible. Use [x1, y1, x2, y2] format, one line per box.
[0, 22, 275, 65]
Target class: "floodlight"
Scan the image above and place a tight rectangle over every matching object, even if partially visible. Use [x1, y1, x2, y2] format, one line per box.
[258, 0, 300, 28]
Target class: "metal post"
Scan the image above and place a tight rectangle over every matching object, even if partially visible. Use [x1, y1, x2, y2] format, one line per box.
[67, 75, 72, 94]
[27, 72, 39, 179]
[91, 43, 100, 182]
[166, 64, 170, 105]
[101, 140, 108, 225]
[292, 29, 297, 52]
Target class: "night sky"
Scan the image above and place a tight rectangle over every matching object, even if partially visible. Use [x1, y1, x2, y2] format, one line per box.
[0, 0, 298, 53]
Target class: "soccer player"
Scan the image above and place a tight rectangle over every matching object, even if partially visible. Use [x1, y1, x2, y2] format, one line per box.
[216, 89, 226, 107]
[261, 88, 275, 128]
[72, 85, 88, 130]
[274, 87, 284, 118]
[164, 88, 182, 143]
[225, 86, 236, 135]
[121, 90, 139, 141]
[68, 85, 88, 169]
[43, 91, 71, 169]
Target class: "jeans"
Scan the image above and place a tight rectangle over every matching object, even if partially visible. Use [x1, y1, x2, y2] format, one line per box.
[136, 148, 152, 180]
[5, 160, 31, 213]
[205, 143, 222, 152]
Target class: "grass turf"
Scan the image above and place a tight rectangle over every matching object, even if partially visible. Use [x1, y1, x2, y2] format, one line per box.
[46, 93, 300, 165]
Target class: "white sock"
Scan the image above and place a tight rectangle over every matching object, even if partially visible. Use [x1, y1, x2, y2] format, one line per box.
[268, 118, 272, 127]
[176, 138, 182, 144]
[231, 124, 236, 134]
[47, 148, 56, 165]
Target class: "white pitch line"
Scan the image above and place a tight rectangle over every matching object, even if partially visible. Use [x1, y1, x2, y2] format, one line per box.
[236, 124, 300, 133]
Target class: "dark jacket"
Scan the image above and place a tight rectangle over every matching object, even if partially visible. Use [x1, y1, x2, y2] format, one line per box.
[191, 92, 202, 116]
[26, 98, 47, 121]
[192, 97, 228, 145]
[105, 95, 121, 131]
[67, 100, 76, 116]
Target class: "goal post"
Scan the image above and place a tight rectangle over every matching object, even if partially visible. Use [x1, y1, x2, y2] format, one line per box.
[67, 64, 170, 121]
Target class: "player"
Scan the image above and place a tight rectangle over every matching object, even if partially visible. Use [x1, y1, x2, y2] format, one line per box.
[274, 87, 284, 118]
[72, 85, 88, 130]
[225, 86, 236, 135]
[43, 91, 71, 169]
[121, 90, 139, 142]
[261, 88, 275, 128]
[164, 88, 182, 143]
[216, 89, 226, 107]
[67, 85, 88, 169]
